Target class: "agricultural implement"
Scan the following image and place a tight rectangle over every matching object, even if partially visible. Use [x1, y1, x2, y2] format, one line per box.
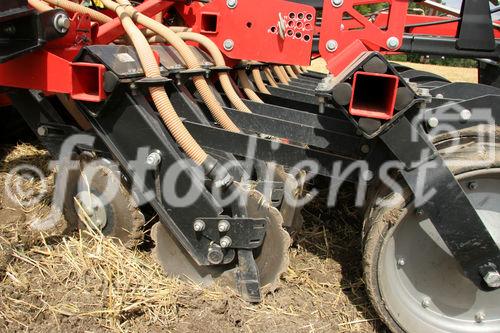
[1, 0, 499, 331]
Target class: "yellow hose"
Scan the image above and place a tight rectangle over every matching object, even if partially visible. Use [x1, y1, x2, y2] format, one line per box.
[42, 0, 112, 24]
[237, 70, 264, 103]
[292, 65, 302, 75]
[29, 0, 52, 12]
[251, 68, 270, 94]
[272, 65, 288, 85]
[100, 0, 207, 165]
[175, 32, 253, 112]
[285, 66, 298, 79]
[264, 67, 278, 87]
[279, 66, 291, 82]
[117, 0, 240, 133]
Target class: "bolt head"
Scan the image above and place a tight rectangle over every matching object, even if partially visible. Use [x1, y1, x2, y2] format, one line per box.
[460, 109, 472, 122]
[207, 245, 224, 264]
[37, 126, 48, 137]
[219, 236, 232, 248]
[193, 220, 206, 232]
[421, 297, 431, 308]
[223, 39, 234, 51]
[146, 152, 162, 167]
[326, 39, 338, 52]
[435, 93, 444, 99]
[226, 0, 237, 8]
[483, 270, 500, 288]
[386, 36, 400, 50]
[468, 181, 478, 190]
[54, 13, 70, 34]
[475, 311, 486, 323]
[218, 220, 230, 233]
[361, 144, 370, 154]
[427, 117, 439, 128]
[331, 0, 343, 7]
[397, 258, 406, 266]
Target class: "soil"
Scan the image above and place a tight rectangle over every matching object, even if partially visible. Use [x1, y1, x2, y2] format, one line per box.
[0, 144, 387, 333]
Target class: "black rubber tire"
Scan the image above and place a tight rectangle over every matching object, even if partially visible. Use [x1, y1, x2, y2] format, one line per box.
[362, 126, 500, 333]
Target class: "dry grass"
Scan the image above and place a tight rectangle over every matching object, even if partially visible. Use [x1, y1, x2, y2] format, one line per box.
[309, 58, 478, 83]
[0, 144, 383, 332]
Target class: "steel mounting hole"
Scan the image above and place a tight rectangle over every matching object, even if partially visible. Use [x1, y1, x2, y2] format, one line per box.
[289, 12, 295, 19]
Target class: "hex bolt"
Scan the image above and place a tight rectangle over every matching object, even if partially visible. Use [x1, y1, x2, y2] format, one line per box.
[326, 39, 338, 52]
[223, 39, 234, 51]
[146, 151, 162, 167]
[207, 244, 224, 264]
[427, 117, 439, 128]
[415, 208, 424, 217]
[460, 109, 472, 122]
[220, 236, 232, 248]
[475, 311, 486, 323]
[421, 297, 431, 308]
[226, 0, 237, 9]
[397, 258, 406, 267]
[37, 126, 49, 137]
[331, 0, 343, 7]
[386, 36, 400, 50]
[218, 220, 230, 232]
[193, 220, 206, 232]
[483, 270, 500, 288]
[468, 181, 478, 190]
[54, 13, 71, 34]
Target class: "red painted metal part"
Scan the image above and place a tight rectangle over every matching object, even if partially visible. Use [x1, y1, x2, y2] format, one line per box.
[349, 71, 399, 120]
[96, 0, 174, 45]
[319, 0, 409, 75]
[182, 0, 316, 65]
[0, 50, 106, 102]
[372, 13, 500, 38]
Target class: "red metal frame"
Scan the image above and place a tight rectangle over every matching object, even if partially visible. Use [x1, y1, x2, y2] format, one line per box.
[0, 0, 497, 105]
[0, 50, 106, 102]
[180, 0, 316, 65]
[319, 0, 409, 75]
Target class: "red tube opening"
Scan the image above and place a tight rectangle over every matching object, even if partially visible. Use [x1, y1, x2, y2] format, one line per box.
[349, 71, 399, 120]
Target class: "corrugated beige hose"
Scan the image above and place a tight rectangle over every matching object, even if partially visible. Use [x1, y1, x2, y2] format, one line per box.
[278, 66, 291, 82]
[272, 65, 288, 85]
[251, 68, 270, 94]
[29, 0, 52, 12]
[117, 0, 240, 133]
[285, 65, 298, 79]
[292, 65, 302, 75]
[175, 32, 254, 112]
[264, 67, 278, 87]
[100, 0, 207, 165]
[42, 0, 112, 24]
[237, 70, 264, 103]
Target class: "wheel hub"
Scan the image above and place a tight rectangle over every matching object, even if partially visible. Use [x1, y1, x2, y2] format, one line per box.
[379, 169, 500, 333]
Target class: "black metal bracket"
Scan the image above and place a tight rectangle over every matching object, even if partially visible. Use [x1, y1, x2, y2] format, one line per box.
[196, 217, 267, 249]
[0, 2, 68, 63]
[381, 117, 500, 290]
